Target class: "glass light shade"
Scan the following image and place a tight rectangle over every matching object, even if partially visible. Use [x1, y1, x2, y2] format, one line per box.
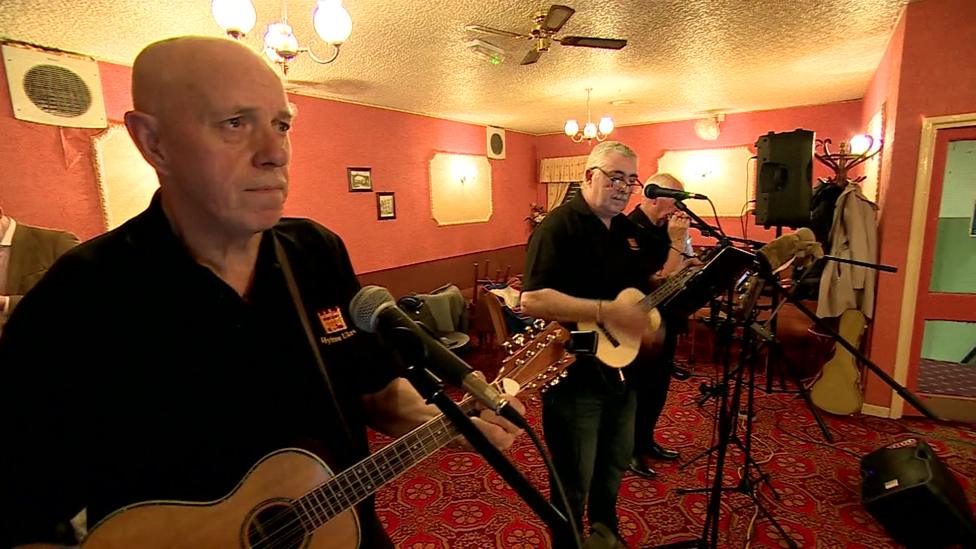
[598, 116, 614, 135]
[212, 0, 256, 35]
[694, 117, 720, 140]
[849, 134, 872, 155]
[313, 0, 353, 44]
[583, 122, 597, 139]
[564, 119, 579, 136]
[264, 22, 300, 63]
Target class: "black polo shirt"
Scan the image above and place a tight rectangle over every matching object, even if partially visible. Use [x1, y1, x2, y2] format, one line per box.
[0, 195, 396, 546]
[524, 194, 652, 377]
[628, 205, 671, 275]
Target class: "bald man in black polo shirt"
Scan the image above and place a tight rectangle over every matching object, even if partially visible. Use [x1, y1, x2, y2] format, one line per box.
[626, 173, 700, 478]
[522, 141, 658, 547]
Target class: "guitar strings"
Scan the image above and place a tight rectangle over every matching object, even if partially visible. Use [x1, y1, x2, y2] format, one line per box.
[251, 333, 556, 546]
[250, 413, 462, 547]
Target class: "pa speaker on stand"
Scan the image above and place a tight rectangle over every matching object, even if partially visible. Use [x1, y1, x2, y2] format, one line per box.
[754, 129, 814, 228]
[861, 438, 976, 548]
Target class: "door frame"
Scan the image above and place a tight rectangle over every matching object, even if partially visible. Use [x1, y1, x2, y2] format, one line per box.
[891, 112, 976, 418]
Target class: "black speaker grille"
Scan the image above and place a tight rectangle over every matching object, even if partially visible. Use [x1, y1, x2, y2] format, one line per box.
[490, 132, 504, 155]
[23, 64, 92, 118]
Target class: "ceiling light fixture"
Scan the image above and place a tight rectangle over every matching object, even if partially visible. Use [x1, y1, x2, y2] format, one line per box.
[211, 0, 352, 74]
[564, 88, 613, 143]
[694, 114, 725, 141]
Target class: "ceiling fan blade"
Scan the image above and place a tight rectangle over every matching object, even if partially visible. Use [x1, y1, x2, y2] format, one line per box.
[465, 24, 528, 39]
[521, 49, 543, 65]
[558, 36, 628, 50]
[542, 4, 575, 33]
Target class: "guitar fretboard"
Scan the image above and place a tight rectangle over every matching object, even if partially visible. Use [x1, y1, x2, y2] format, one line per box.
[292, 400, 473, 530]
[637, 263, 699, 312]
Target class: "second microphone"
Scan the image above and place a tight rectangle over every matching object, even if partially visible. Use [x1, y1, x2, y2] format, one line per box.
[349, 285, 526, 427]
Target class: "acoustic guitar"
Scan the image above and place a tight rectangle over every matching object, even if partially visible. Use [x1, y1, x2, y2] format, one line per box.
[810, 309, 867, 415]
[82, 322, 574, 548]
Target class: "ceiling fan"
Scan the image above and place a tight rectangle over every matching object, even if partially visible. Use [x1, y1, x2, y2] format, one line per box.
[465, 4, 627, 66]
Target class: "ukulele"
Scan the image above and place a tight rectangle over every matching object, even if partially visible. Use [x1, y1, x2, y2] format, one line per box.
[82, 322, 574, 548]
[578, 246, 755, 367]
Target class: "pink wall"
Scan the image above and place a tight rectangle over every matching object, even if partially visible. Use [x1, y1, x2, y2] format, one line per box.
[535, 101, 864, 244]
[862, 0, 976, 407]
[0, 60, 538, 275]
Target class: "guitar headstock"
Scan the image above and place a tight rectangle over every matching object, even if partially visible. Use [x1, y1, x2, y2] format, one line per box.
[496, 320, 574, 394]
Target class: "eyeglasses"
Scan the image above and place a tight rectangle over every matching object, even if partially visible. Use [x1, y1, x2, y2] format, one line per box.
[591, 166, 642, 193]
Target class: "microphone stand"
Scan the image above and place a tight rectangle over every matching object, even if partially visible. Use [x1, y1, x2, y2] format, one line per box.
[674, 200, 729, 247]
[762, 268, 938, 420]
[398, 351, 579, 547]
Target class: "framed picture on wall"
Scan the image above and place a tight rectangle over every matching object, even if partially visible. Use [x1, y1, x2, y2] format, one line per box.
[376, 192, 396, 220]
[347, 167, 372, 192]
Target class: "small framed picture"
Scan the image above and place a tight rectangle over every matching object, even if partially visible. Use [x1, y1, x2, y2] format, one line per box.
[376, 192, 396, 220]
[347, 167, 372, 192]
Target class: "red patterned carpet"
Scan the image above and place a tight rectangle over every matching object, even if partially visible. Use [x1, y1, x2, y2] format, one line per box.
[370, 349, 976, 548]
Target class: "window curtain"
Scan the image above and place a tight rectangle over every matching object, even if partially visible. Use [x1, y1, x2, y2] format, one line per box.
[540, 155, 587, 211]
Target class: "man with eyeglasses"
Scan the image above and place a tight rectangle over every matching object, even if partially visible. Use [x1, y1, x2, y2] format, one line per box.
[521, 141, 656, 547]
[626, 173, 701, 479]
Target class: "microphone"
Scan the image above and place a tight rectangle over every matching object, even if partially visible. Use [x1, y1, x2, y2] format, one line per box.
[643, 183, 708, 200]
[349, 285, 525, 427]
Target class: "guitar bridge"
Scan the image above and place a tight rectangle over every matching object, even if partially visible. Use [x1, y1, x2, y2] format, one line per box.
[597, 323, 620, 347]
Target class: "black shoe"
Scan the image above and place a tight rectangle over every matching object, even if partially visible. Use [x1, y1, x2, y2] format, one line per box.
[648, 442, 680, 460]
[629, 456, 657, 478]
[671, 366, 692, 380]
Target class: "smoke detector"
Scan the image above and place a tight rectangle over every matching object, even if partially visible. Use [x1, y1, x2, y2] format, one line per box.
[466, 39, 505, 65]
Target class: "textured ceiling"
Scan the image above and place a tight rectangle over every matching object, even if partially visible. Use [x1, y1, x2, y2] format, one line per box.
[0, 0, 910, 134]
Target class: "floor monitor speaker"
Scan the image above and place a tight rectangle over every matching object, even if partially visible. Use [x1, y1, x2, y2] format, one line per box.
[861, 438, 976, 548]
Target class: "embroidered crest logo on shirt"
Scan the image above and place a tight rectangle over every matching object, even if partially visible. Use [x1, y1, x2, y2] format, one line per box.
[317, 307, 348, 334]
[627, 237, 641, 251]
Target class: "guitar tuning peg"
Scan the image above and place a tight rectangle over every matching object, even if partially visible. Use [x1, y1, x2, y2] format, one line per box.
[533, 319, 546, 331]
[513, 334, 526, 347]
[514, 358, 525, 368]
[501, 341, 514, 355]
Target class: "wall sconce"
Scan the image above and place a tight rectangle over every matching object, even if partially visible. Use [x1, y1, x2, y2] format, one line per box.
[694, 114, 724, 141]
[815, 135, 883, 186]
[682, 152, 720, 181]
[211, 0, 352, 74]
[453, 158, 478, 184]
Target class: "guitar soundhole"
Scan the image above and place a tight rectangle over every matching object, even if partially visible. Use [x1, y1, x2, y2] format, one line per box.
[244, 500, 309, 548]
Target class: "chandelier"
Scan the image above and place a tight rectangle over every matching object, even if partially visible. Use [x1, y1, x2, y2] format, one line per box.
[211, 0, 352, 74]
[564, 88, 614, 143]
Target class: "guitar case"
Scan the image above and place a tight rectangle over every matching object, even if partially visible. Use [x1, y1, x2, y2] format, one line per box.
[810, 309, 867, 415]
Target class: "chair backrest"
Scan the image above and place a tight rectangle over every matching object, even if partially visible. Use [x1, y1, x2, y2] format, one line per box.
[416, 284, 468, 334]
[479, 291, 510, 344]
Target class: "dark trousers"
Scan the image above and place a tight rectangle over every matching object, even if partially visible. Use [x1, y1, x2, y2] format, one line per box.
[632, 324, 679, 456]
[542, 364, 636, 547]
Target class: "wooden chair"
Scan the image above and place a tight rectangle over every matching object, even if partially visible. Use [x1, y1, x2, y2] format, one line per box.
[475, 291, 510, 349]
